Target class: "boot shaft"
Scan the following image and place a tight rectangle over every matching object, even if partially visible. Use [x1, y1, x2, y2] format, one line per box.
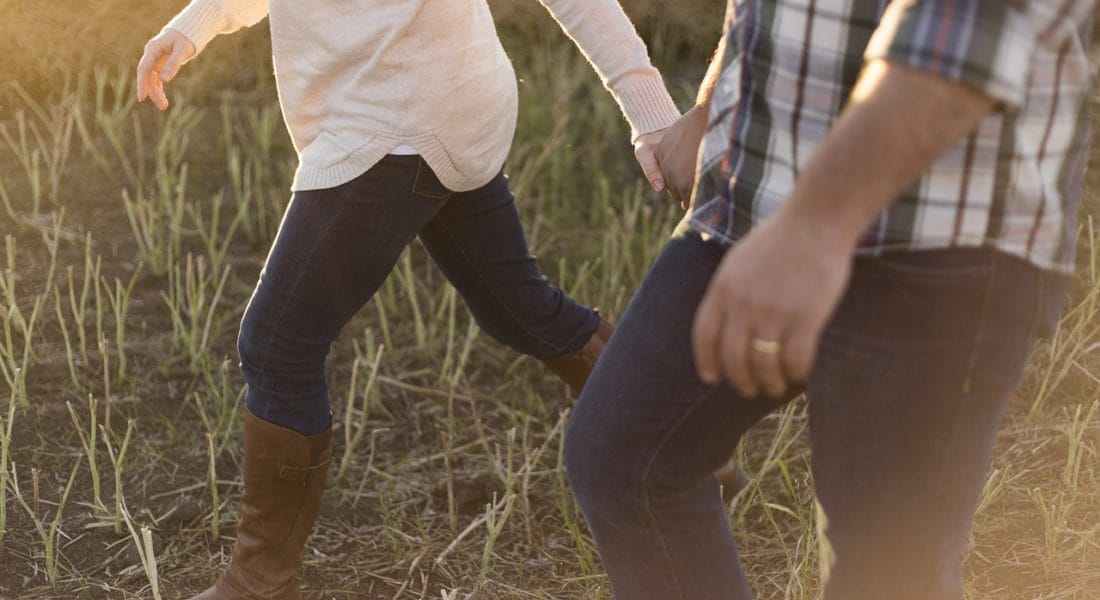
[191, 408, 331, 599]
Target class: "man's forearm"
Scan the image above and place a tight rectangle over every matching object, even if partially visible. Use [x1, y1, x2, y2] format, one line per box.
[695, 3, 735, 108]
[782, 59, 996, 249]
[696, 37, 726, 109]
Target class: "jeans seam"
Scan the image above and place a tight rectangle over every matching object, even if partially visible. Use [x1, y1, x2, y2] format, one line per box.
[1032, 265, 1048, 339]
[951, 253, 999, 440]
[435, 219, 575, 356]
[637, 386, 722, 600]
[250, 192, 354, 397]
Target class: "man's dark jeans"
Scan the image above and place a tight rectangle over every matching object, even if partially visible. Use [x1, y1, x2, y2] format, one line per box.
[565, 224, 1067, 599]
[239, 155, 599, 435]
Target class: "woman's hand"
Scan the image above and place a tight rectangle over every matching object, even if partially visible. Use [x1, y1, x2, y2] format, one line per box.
[136, 29, 196, 110]
[634, 104, 708, 208]
[653, 105, 708, 208]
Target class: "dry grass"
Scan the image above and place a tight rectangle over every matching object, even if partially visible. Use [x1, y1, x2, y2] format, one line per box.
[0, 2, 1097, 599]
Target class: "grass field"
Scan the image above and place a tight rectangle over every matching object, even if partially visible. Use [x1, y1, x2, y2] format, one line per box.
[0, 1, 1097, 598]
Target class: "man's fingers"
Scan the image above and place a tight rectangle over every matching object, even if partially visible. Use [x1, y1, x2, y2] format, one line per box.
[674, 183, 692, 208]
[747, 328, 787, 397]
[780, 319, 820, 384]
[691, 292, 723, 385]
[717, 318, 756, 397]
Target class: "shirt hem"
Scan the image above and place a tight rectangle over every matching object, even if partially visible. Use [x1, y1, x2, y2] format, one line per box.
[290, 134, 502, 193]
[686, 218, 1074, 274]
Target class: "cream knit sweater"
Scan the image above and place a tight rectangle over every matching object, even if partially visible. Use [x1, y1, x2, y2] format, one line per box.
[165, 0, 681, 192]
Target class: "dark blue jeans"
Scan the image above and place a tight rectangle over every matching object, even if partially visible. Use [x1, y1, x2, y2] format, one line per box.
[239, 155, 599, 435]
[565, 224, 1068, 599]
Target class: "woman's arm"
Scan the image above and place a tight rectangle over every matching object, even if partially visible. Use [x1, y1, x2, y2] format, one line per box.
[163, 0, 270, 55]
[537, 0, 683, 190]
[537, 0, 681, 141]
[137, 0, 270, 110]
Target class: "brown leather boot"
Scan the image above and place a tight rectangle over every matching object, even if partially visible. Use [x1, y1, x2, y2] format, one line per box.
[541, 317, 614, 395]
[716, 457, 750, 502]
[191, 408, 331, 600]
[542, 317, 750, 499]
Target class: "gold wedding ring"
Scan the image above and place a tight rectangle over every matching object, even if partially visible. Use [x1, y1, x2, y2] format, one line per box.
[749, 338, 781, 355]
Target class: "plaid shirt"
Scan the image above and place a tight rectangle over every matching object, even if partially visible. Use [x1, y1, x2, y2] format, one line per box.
[691, 0, 1097, 273]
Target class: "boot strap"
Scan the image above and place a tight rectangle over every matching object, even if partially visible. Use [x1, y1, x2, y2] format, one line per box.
[277, 457, 331, 481]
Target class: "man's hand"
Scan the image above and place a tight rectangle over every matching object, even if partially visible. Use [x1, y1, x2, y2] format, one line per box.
[136, 29, 196, 110]
[689, 60, 995, 398]
[691, 207, 853, 398]
[653, 104, 708, 208]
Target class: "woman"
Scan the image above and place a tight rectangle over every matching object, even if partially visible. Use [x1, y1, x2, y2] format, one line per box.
[136, 0, 678, 597]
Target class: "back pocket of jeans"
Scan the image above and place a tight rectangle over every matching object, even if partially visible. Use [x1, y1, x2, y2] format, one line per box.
[865, 248, 995, 283]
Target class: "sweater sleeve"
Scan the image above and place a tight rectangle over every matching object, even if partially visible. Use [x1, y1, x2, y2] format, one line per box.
[537, 0, 681, 139]
[163, 0, 270, 55]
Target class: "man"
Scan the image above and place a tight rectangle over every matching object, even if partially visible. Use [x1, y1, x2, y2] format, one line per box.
[575, 1, 1095, 598]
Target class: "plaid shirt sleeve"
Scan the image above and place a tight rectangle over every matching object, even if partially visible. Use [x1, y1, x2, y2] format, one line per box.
[864, 0, 1096, 108]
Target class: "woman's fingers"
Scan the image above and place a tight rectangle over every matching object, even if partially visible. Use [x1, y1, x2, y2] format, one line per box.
[137, 42, 170, 108]
[151, 75, 169, 110]
[136, 32, 195, 110]
[135, 43, 162, 103]
[635, 144, 665, 192]
[633, 130, 666, 192]
[159, 37, 195, 83]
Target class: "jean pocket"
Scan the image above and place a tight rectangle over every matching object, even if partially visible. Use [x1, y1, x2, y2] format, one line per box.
[833, 249, 1002, 349]
[413, 158, 454, 200]
[861, 248, 996, 284]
